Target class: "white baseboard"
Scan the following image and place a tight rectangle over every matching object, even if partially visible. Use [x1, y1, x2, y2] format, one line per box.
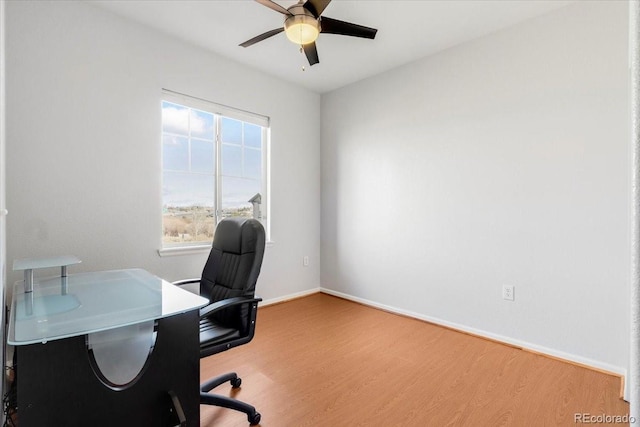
[320, 287, 628, 394]
[260, 287, 321, 307]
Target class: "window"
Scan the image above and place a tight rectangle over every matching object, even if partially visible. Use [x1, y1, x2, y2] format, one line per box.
[161, 91, 269, 248]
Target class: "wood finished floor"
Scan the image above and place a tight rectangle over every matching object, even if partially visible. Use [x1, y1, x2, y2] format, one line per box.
[199, 293, 629, 427]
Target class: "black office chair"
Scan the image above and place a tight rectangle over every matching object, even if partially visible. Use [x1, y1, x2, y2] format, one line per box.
[173, 217, 265, 425]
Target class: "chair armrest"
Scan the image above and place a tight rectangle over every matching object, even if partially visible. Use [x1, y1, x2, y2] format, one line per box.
[199, 296, 263, 319]
[172, 278, 201, 287]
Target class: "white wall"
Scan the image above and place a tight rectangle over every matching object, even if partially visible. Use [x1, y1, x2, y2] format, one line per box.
[321, 1, 630, 374]
[629, 0, 640, 414]
[0, 0, 7, 406]
[5, 1, 321, 301]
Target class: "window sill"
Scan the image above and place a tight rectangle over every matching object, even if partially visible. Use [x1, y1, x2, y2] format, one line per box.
[157, 245, 211, 257]
[158, 241, 274, 257]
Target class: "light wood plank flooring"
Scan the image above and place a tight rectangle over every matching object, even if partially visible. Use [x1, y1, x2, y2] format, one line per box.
[200, 293, 629, 426]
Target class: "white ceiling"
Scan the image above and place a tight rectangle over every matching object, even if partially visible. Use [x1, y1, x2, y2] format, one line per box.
[91, 0, 574, 94]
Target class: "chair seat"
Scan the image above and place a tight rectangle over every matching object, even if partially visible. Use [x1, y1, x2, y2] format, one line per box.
[200, 317, 241, 346]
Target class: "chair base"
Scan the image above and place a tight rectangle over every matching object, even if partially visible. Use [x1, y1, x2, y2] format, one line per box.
[200, 372, 261, 425]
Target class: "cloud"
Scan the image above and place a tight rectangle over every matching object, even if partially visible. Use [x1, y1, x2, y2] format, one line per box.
[162, 104, 189, 135]
[162, 103, 214, 139]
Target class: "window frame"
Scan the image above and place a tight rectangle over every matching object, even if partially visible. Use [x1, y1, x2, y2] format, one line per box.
[158, 90, 270, 256]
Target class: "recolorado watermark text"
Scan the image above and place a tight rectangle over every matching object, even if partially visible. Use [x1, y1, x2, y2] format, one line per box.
[574, 413, 636, 424]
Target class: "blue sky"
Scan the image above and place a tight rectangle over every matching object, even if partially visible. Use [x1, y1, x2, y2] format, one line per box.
[161, 101, 263, 209]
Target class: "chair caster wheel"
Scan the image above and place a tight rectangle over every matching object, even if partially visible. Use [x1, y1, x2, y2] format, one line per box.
[249, 411, 261, 425]
[231, 377, 242, 388]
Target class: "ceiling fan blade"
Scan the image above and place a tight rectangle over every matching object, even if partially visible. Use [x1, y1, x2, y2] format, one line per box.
[303, 42, 320, 66]
[303, 0, 331, 18]
[239, 28, 285, 47]
[255, 0, 292, 16]
[320, 17, 377, 39]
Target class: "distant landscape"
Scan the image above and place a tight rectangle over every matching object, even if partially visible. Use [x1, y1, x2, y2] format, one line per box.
[162, 205, 252, 244]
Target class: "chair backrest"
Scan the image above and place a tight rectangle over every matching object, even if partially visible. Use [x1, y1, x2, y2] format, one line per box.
[200, 217, 265, 332]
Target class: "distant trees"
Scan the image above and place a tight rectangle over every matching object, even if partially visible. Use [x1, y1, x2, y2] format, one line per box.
[162, 206, 215, 244]
[162, 205, 252, 244]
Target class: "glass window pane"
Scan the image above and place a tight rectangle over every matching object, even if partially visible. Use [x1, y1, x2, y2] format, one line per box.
[221, 177, 260, 218]
[221, 117, 242, 144]
[162, 171, 215, 244]
[162, 205, 216, 244]
[163, 171, 215, 208]
[244, 148, 262, 180]
[162, 135, 189, 171]
[222, 143, 242, 177]
[244, 123, 262, 149]
[191, 139, 215, 174]
[162, 102, 189, 135]
[190, 109, 214, 140]
[162, 95, 269, 245]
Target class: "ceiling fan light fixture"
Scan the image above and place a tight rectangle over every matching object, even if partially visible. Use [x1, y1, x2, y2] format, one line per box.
[284, 14, 319, 45]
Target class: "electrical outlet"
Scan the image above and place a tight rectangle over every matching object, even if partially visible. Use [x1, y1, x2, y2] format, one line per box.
[303, 256, 309, 267]
[503, 285, 515, 301]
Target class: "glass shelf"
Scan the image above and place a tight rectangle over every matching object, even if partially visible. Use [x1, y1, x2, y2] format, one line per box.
[13, 255, 83, 293]
[13, 255, 81, 271]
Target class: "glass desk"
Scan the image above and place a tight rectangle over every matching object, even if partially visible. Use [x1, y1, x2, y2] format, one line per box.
[7, 268, 208, 427]
[8, 268, 207, 345]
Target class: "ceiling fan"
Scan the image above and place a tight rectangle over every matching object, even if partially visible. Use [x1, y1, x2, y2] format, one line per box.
[239, 0, 378, 66]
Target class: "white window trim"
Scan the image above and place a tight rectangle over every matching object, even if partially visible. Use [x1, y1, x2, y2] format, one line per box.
[157, 244, 212, 257]
[162, 89, 269, 128]
[158, 241, 275, 257]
